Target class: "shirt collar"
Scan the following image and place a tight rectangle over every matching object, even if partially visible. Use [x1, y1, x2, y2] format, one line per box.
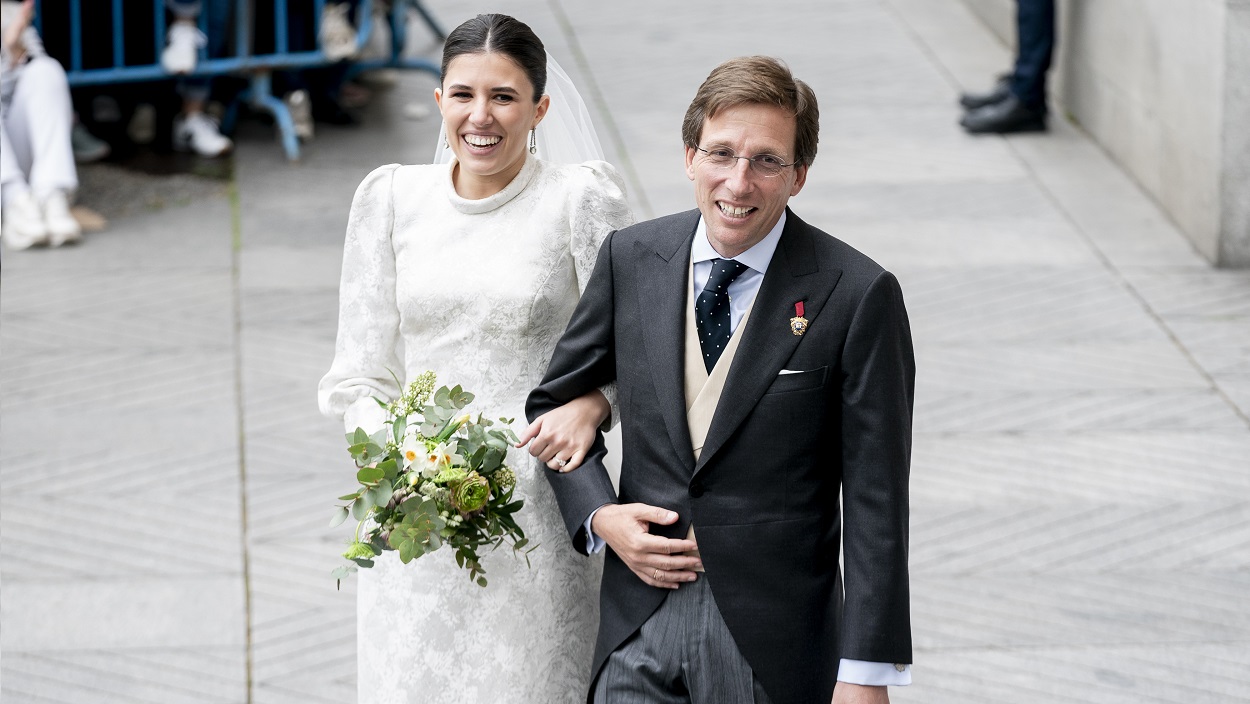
[691, 210, 787, 274]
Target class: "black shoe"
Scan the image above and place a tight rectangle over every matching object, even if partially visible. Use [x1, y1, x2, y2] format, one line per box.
[959, 75, 1012, 110]
[960, 95, 1047, 134]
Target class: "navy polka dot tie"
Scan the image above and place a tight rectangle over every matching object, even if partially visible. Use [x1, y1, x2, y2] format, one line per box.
[696, 258, 749, 373]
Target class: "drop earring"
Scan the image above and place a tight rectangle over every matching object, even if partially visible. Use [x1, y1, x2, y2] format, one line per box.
[528, 129, 537, 155]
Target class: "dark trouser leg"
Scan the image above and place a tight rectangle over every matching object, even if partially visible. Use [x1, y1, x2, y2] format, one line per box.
[594, 578, 770, 704]
[1010, 0, 1056, 109]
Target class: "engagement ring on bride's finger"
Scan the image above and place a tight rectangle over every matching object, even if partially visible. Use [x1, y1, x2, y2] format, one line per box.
[554, 458, 568, 468]
[653, 569, 662, 581]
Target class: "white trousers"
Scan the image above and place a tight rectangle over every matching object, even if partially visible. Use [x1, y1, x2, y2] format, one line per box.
[1, 56, 77, 209]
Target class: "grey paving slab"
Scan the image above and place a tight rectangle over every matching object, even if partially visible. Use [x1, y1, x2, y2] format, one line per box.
[911, 431, 1250, 504]
[3, 647, 247, 704]
[3, 0, 1249, 702]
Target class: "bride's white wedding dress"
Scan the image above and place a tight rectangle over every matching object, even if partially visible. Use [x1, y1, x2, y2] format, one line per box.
[319, 153, 632, 703]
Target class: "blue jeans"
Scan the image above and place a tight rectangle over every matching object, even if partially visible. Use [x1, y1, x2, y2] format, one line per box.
[1009, 0, 1055, 110]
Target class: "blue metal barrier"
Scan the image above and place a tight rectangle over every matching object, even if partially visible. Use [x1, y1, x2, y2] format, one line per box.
[34, 0, 442, 160]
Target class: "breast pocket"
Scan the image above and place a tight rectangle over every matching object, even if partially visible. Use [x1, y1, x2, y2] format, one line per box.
[764, 366, 829, 395]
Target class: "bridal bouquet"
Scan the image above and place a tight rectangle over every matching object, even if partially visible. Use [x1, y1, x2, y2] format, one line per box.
[329, 371, 532, 588]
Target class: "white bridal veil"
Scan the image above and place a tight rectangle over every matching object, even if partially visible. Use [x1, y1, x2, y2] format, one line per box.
[433, 52, 606, 165]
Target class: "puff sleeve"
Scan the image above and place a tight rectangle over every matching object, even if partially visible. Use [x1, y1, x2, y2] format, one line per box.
[317, 164, 404, 435]
[568, 161, 634, 428]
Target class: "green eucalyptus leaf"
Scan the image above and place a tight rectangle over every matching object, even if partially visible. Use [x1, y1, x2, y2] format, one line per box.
[329, 506, 350, 528]
[481, 447, 504, 473]
[376, 478, 394, 503]
[377, 458, 399, 482]
[357, 466, 385, 484]
[350, 497, 369, 521]
[337, 493, 360, 501]
[331, 564, 357, 589]
[388, 499, 445, 565]
[352, 428, 369, 444]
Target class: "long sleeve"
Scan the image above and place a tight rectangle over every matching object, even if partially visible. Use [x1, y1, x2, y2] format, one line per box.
[318, 164, 404, 435]
[527, 231, 621, 551]
[838, 269, 915, 664]
[567, 160, 634, 429]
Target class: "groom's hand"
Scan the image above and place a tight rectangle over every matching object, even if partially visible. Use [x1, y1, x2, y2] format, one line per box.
[592, 504, 701, 589]
[832, 684, 889, 704]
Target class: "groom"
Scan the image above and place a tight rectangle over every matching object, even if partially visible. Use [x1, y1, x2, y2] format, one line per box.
[527, 56, 914, 704]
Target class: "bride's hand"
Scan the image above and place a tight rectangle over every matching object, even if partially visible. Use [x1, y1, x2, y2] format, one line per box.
[516, 390, 610, 472]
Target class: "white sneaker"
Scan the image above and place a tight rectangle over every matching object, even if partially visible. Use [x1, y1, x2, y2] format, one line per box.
[173, 112, 233, 157]
[320, 3, 358, 61]
[162, 21, 205, 74]
[2, 191, 50, 250]
[42, 191, 82, 247]
[285, 89, 315, 141]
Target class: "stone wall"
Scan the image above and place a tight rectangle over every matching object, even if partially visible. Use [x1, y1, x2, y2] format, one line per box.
[960, 0, 1250, 266]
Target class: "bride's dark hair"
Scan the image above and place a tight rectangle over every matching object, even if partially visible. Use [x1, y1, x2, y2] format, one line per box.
[441, 14, 547, 102]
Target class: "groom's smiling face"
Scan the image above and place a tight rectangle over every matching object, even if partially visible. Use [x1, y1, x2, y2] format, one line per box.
[685, 103, 808, 259]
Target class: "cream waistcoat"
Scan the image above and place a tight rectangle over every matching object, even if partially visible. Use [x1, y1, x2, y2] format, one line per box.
[682, 257, 757, 566]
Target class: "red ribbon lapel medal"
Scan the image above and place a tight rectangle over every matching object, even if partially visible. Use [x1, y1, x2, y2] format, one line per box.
[790, 301, 808, 336]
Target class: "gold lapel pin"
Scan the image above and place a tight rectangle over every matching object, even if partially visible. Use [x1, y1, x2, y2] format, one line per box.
[790, 301, 808, 336]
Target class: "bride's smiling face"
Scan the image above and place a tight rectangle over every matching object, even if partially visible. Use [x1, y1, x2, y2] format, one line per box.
[435, 52, 550, 198]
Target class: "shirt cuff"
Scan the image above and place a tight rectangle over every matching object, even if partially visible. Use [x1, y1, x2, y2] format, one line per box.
[583, 506, 609, 554]
[836, 659, 911, 686]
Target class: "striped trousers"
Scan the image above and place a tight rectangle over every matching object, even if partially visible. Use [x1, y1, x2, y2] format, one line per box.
[593, 577, 772, 704]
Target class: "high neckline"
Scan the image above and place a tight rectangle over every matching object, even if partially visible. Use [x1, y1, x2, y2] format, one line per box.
[445, 153, 540, 214]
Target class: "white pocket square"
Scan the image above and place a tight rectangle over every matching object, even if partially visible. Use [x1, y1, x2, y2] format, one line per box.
[778, 369, 805, 375]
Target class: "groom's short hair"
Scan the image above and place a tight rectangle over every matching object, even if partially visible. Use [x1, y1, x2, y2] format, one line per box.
[681, 56, 819, 167]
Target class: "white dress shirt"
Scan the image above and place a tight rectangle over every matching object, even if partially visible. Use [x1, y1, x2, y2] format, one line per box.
[584, 213, 910, 687]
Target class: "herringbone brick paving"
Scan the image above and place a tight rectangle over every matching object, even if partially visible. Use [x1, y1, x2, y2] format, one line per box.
[3, 1, 1248, 702]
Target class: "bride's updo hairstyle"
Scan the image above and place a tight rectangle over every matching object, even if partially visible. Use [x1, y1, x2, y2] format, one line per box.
[441, 14, 548, 102]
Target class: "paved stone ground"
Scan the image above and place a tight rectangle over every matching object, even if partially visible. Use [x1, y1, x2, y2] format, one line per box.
[3, 1, 1249, 702]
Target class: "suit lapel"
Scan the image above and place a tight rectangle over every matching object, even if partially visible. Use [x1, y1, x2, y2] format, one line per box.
[637, 211, 701, 472]
[695, 210, 843, 474]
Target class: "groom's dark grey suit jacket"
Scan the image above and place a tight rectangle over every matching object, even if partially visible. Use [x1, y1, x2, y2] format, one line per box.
[526, 208, 914, 704]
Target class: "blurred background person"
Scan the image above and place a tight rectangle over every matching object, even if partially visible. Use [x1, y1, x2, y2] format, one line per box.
[1, 0, 81, 249]
[959, 0, 1054, 134]
[161, 0, 234, 156]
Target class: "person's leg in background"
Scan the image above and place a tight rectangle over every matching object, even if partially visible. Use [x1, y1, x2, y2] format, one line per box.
[164, 0, 233, 156]
[2, 56, 81, 248]
[959, 0, 1054, 134]
[1, 120, 47, 249]
[1009, 0, 1055, 111]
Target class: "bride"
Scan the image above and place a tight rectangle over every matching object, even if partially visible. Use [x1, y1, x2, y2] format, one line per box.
[318, 13, 633, 703]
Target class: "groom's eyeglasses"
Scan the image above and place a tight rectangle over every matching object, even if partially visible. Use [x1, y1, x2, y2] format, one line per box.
[693, 146, 801, 178]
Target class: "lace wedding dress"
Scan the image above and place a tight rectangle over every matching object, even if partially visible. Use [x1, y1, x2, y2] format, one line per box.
[319, 153, 633, 703]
